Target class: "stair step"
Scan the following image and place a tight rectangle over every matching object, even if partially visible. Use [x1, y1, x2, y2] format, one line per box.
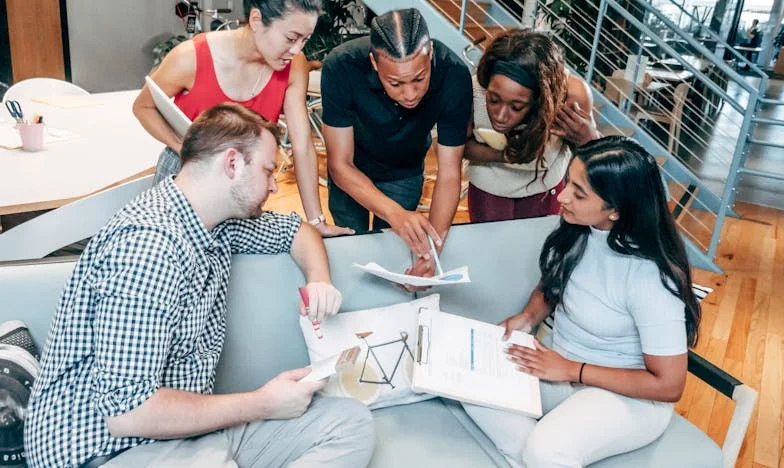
[462, 24, 507, 45]
[598, 123, 635, 137]
[427, 0, 491, 24]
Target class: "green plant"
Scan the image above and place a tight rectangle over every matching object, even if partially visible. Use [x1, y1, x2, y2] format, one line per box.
[303, 0, 364, 62]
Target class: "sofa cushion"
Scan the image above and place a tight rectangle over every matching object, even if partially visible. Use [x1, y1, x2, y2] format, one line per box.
[369, 398, 507, 468]
[0, 258, 77, 350]
[591, 414, 722, 467]
[430, 216, 559, 325]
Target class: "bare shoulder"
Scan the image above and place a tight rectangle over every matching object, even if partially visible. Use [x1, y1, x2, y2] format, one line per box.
[566, 73, 593, 107]
[154, 39, 198, 89]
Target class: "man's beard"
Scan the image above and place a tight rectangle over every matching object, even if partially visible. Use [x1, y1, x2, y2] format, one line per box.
[230, 182, 264, 219]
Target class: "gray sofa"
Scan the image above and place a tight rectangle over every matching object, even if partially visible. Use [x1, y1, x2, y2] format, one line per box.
[0, 216, 752, 467]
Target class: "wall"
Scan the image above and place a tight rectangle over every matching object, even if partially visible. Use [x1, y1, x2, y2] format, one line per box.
[65, 0, 184, 92]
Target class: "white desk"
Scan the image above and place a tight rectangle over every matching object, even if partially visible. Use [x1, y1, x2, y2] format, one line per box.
[0, 90, 163, 215]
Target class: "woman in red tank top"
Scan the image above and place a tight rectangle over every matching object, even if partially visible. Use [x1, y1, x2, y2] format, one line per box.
[133, 0, 353, 237]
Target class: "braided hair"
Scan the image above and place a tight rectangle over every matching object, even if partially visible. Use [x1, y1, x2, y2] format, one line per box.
[370, 8, 431, 61]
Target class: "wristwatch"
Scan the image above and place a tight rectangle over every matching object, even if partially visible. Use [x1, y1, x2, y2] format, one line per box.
[308, 214, 326, 226]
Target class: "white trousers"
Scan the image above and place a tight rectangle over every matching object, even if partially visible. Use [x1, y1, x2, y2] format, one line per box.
[463, 347, 673, 468]
[104, 397, 375, 468]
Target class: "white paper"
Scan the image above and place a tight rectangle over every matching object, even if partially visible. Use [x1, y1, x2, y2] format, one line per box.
[412, 309, 542, 417]
[300, 352, 342, 382]
[353, 262, 471, 287]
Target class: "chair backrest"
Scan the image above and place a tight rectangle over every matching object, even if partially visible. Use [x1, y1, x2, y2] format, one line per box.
[0, 175, 154, 262]
[2, 78, 89, 102]
[672, 82, 690, 120]
[307, 69, 322, 96]
[604, 77, 635, 105]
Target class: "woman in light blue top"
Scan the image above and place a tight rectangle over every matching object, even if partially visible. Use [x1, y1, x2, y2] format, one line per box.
[464, 136, 701, 467]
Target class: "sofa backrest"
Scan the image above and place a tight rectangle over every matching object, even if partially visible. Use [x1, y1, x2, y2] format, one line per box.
[0, 217, 559, 394]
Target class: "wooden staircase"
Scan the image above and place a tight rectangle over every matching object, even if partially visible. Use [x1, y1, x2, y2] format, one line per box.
[426, 0, 506, 45]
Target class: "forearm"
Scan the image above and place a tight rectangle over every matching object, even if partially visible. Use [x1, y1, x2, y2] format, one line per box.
[520, 283, 553, 329]
[105, 387, 258, 440]
[132, 94, 183, 153]
[463, 139, 506, 163]
[330, 162, 405, 223]
[428, 171, 460, 241]
[569, 361, 686, 402]
[292, 142, 323, 220]
[290, 222, 331, 283]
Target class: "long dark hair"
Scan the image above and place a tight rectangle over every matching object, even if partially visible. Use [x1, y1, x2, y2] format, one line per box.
[476, 29, 567, 168]
[539, 136, 701, 347]
[244, 0, 321, 25]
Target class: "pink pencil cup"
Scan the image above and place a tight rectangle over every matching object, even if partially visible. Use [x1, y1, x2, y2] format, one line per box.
[17, 122, 45, 152]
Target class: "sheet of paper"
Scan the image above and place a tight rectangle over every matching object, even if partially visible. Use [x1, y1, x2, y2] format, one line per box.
[413, 309, 542, 417]
[31, 95, 102, 109]
[353, 262, 471, 287]
[300, 346, 360, 383]
[0, 125, 79, 150]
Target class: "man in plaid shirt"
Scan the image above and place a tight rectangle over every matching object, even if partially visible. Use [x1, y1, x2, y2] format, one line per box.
[24, 103, 374, 467]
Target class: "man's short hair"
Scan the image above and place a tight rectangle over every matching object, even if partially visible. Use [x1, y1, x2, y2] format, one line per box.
[370, 8, 431, 61]
[180, 103, 280, 165]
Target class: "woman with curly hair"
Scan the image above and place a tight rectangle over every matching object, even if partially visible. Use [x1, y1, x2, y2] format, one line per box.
[465, 136, 701, 467]
[464, 28, 599, 222]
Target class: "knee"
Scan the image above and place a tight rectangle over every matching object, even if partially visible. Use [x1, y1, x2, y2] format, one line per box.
[322, 397, 375, 440]
[523, 427, 582, 468]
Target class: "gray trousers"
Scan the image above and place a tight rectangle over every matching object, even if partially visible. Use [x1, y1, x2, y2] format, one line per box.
[104, 397, 375, 468]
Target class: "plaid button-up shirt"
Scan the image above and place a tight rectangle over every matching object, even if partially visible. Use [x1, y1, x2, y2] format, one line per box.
[24, 178, 301, 468]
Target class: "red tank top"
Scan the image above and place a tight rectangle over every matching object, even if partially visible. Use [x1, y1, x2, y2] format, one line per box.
[174, 34, 290, 123]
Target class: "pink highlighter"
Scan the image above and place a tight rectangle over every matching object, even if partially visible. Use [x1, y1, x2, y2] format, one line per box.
[299, 287, 323, 339]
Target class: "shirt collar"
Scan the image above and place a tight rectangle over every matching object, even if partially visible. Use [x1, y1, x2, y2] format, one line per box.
[160, 177, 215, 251]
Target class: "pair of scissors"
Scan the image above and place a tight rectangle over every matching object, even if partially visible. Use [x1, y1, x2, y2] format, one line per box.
[4, 100, 24, 123]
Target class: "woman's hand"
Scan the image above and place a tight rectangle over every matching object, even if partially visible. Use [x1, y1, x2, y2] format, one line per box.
[498, 312, 535, 339]
[505, 339, 581, 382]
[315, 222, 355, 238]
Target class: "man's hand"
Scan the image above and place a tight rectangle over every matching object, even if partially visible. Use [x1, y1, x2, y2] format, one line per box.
[299, 282, 342, 322]
[498, 312, 536, 340]
[387, 208, 441, 260]
[399, 256, 436, 292]
[315, 222, 355, 238]
[552, 101, 600, 147]
[254, 368, 327, 420]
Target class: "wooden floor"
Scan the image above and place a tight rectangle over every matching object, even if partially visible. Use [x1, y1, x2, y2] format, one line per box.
[267, 149, 783, 468]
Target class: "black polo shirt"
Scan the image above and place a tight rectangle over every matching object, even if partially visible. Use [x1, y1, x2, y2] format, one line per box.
[321, 36, 472, 182]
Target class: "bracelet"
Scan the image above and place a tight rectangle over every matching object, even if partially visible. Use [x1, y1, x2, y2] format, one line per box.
[578, 362, 586, 384]
[308, 214, 326, 226]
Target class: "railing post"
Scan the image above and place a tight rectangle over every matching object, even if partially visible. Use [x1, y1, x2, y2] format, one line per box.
[707, 92, 759, 259]
[585, 0, 607, 84]
[459, 0, 469, 33]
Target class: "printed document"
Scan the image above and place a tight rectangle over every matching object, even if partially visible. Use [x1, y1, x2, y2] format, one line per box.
[353, 262, 470, 287]
[412, 308, 542, 417]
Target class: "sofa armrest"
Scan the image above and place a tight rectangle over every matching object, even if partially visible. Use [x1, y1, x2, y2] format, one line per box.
[687, 350, 757, 468]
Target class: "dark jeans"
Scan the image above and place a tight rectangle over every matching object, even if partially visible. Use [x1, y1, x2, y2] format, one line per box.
[328, 174, 424, 233]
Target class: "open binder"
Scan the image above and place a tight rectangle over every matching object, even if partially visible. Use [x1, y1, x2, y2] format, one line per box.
[412, 308, 542, 418]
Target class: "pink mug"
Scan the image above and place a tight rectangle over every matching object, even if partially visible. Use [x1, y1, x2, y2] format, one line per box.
[17, 122, 45, 152]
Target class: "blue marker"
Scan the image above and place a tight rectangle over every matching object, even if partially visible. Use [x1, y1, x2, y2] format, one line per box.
[470, 328, 475, 371]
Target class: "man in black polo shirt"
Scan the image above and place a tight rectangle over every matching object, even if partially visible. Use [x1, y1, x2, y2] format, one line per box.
[322, 8, 472, 278]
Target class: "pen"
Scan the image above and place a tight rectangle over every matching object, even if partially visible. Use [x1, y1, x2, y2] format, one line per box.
[427, 235, 444, 277]
[299, 286, 323, 339]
